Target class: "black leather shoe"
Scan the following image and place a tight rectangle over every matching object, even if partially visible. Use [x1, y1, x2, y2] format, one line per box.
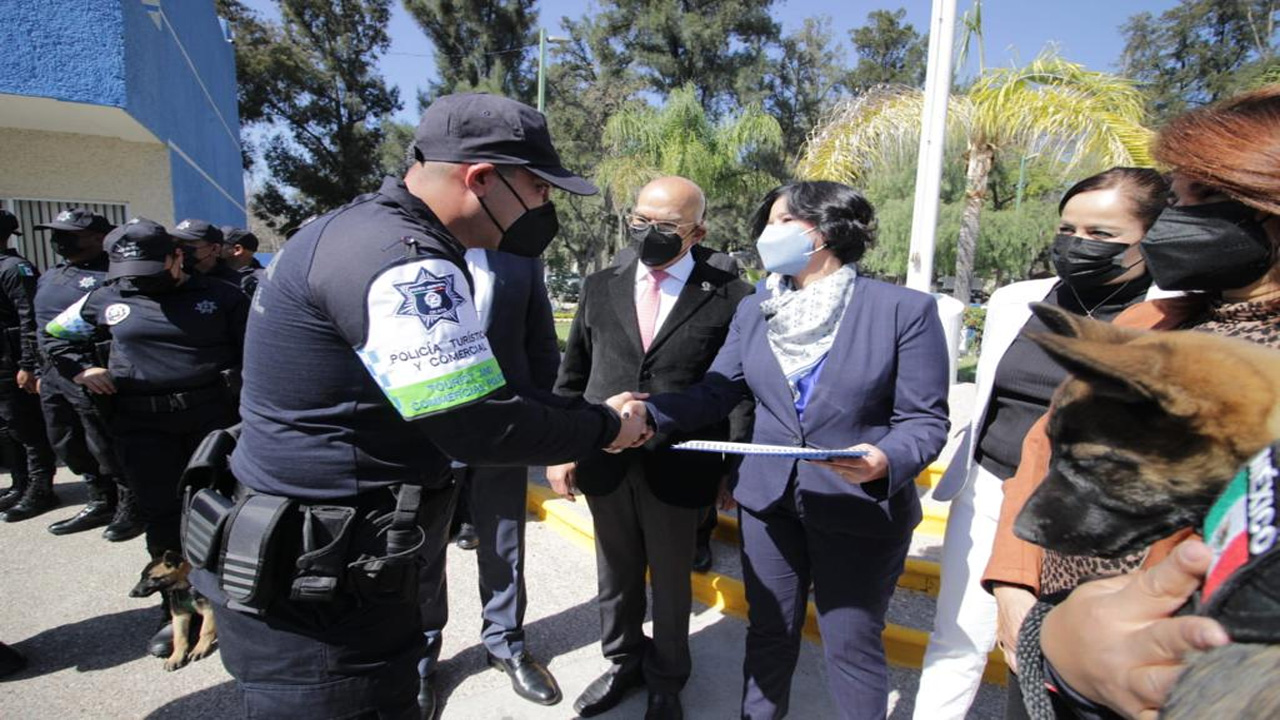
[455, 523, 479, 550]
[692, 544, 713, 573]
[644, 691, 683, 720]
[47, 501, 115, 535]
[147, 622, 174, 659]
[487, 651, 562, 705]
[2, 489, 56, 522]
[573, 663, 644, 717]
[0, 486, 24, 514]
[417, 676, 439, 720]
[102, 497, 144, 542]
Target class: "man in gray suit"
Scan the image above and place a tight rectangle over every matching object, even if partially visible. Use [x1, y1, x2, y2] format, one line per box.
[417, 248, 564, 713]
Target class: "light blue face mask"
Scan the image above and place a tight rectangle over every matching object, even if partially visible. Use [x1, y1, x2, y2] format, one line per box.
[756, 223, 824, 275]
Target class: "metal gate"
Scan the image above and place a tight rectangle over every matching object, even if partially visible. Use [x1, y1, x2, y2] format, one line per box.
[1, 198, 129, 271]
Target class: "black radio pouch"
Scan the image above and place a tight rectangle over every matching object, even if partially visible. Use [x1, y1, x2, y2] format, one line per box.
[290, 505, 357, 603]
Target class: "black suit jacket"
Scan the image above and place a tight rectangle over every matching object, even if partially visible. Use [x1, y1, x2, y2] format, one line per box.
[555, 245, 755, 508]
[480, 250, 560, 397]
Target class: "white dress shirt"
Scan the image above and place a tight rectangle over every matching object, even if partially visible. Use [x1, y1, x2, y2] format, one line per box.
[633, 250, 694, 336]
[465, 248, 494, 327]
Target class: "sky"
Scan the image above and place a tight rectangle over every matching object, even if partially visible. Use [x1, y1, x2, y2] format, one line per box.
[244, 0, 1183, 123]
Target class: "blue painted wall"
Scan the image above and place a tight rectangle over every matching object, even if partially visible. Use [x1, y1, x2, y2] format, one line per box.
[0, 0, 245, 226]
[0, 0, 127, 106]
[121, 0, 246, 226]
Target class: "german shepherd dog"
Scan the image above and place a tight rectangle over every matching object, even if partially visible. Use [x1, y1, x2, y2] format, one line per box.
[1013, 302, 1280, 719]
[129, 550, 217, 671]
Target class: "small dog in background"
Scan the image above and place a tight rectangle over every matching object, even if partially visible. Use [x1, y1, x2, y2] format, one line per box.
[1013, 302, 1280, 720]
[130, 550, 217, 671]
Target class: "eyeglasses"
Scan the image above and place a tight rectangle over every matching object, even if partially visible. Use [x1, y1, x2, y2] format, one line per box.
[627, 214, 698, 235]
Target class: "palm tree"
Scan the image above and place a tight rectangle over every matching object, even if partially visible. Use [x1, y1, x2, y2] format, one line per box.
[596, 85, 783, 256]
[799, 54, 1153, 303]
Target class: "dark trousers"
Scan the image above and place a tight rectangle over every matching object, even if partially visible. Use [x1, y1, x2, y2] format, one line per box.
[696, 505, 718, 549]
[0, 375, 55, 483]
[416, 481, 460, 678]
[39, 368, 118, 481]
[112, 397, 237, 557]
[584, 463, 700, 694]
[439, 465, 530, 660]
[199, 484, 457, 720]
[738, 489, 911, 720]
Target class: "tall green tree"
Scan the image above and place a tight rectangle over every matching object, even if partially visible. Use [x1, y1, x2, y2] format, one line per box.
[765, 18, 850, 163]
[1120, 0, 1278, 120]
[541, 13, 646, 274]
[403, 0, 539, 103]
[595, 0, 780, 117]
[847, 8, 927, 91]
[800, 54, 1153, 304]
[219, 0, 401, 229]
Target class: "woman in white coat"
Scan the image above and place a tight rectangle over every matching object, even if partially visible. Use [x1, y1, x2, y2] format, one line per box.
[913, 167, 1171, 719]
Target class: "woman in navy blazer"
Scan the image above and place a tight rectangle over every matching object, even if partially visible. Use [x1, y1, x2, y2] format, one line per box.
[637, 182, 950, 719]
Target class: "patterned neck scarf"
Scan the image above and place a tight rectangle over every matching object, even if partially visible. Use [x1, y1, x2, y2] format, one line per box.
[760, 264, 857, 396]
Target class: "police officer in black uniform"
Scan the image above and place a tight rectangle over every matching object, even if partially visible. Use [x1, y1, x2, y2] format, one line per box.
[0, 209, 58, 522]
[171, 218, 244, 289]
[45, 217, 247, 651]
[219, 226, 265, 296]
[32, 209, 141, 539]
[192, 93, 650, 720]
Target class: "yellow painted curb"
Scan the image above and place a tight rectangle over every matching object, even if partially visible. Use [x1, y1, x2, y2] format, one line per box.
[917, 462, 946, 490]
[526, 483, 1007, 686]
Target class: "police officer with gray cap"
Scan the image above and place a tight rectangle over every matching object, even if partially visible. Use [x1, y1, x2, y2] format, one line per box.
[190, 93, 649, 719]
[32, 209, 141, 539]
[45, 217, 247, 655]
[0, 209, 58, 522]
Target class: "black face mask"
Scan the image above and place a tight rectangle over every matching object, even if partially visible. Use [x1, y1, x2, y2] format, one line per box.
[480, 172, 560, 258]
[1051, 234, 1139, 288]
[129, 271, 179, 295]
[632, 225, 685, 267]
[51, 231, 86, 258]
[1140, 202, 1274, 291]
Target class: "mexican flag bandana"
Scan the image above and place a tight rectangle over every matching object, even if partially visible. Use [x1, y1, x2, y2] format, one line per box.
[1198, 441, 1280, 643]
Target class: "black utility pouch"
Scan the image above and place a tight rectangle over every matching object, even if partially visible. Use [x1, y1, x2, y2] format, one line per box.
[290, 505, 356, 603]
[219, 493, 298, 613]
[183, 487, 235, 571]
[346, 486, 425, 605]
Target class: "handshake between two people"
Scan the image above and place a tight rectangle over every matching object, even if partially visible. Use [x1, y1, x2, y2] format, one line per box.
[603, 390, 653, 453]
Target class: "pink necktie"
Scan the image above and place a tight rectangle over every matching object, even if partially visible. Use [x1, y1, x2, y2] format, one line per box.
[638, 268, 669, 351]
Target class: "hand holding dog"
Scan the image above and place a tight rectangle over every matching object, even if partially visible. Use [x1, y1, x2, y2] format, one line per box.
[1041, 540, 1230, 720]
[992, 583, 1037, 674]
[809, 444, 889, 484]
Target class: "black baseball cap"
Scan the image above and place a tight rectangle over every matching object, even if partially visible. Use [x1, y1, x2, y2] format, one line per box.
[170, 218, 225, 245]
[0, 210, 22, 237]
[105, 218, 177, 280]
[35, 208, 115, 234]
[414, 93, 598, 196]
[220, 225, 259, 251]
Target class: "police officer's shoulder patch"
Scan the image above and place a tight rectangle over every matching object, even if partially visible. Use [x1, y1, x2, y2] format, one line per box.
[17, 262, 33, 277]
[104, 303, 131, 325]
[358, 257, 506, 420]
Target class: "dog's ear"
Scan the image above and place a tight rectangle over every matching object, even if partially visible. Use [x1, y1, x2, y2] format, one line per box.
[162, 549, 184, 568]
[1029, 302, 1145, 343]
[1029, 333, 1201, 416]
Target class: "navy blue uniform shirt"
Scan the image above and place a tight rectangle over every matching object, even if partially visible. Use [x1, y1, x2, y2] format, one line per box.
[231, 176, 619, 501]
[34, 253, 108, 361]
[45, 273, 248, 395]
[0, 249, 41, 371]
